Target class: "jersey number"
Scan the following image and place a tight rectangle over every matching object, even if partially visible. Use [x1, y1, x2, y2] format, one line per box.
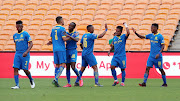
[83, 38, 87, 48]
[55, 30, 58, 40]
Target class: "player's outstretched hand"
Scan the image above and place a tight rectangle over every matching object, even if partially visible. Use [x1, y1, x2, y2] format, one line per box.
[47, 41, 52, 45]
[155, 54, 160, 59]
[23, 52, 28, 57]
[105, 23, 108, 30]
[108, 51, 110, 56]
[132, 27, 136, 33]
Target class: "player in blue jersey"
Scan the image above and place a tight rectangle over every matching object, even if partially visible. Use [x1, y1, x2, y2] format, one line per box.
[108, 22, 130, 86]
[11, 20, 35, 89]
[74, 24, 108, 87]
[47, 16, 71, 87]
[63, 22, 81, 87]
[132, 23, 167, 87]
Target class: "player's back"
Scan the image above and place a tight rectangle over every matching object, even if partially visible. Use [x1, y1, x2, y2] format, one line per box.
[113, 34, 127, 57]
[51, 25, 66, 52]
[13, 31, 32, 53]
[80, 32, 98, 56]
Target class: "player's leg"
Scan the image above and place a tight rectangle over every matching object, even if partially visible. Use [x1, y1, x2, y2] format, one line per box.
[11, 54, 20, 89]
[53, 52, 59, 81]
[155, 57, 167, 87]
[111, 57, 119, 86]
[119, 57, 126, 86]
[23, 70, 35, 88]
[63, 63, 71, 87]
[87, 53, 103, 87]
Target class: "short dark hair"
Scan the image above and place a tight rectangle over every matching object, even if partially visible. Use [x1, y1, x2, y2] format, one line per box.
[56, 16, 62, 23]
[71, 22, 76, 28]
[16, 20, 23, 24]
[87, 25, 93, 30]
[116, 26, 123, 32]
[152, 23, 159, 29]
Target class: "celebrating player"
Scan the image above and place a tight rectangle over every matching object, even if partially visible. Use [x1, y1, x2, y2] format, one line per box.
[63, 22, 81, 87]
[132, 23, 167, 87]
[47, 16, 70, 87]
[108, 22, 130, 86]
[11, 20, 35, 89]
[74, 24, 108, 87]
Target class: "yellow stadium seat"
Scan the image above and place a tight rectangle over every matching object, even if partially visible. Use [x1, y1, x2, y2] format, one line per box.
[37, 5, 49, 11]
[27, 0, 39, 6]
[39, 0, 51, 6]
[49, 5, 61, 11]
[86, 5, 98, 11]
[13, 5, 24, 11]
[15, 0, 27, 6]
[74, 5, 85, 11]
[24, 5, 37, 11]
[137, 0, 149, 5]
[98, 5, 111, 11]
[4, 45, 15, 51]
[22, 10, 34, 16]
[83, 10, 95, 16]
[135, 4, 147, 10]
[129, 45, 142, 51]
[142, 45, 150, 51]
[2, 0, 15, 6]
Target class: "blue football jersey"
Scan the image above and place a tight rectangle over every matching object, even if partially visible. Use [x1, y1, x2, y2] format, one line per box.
[66, 31, 79, 50]
[13, 30, 32, 53]
[50, 25, 66, 52]
[112, 34, 127, 57]
[145, 33, 165, 58]
[80, 33, 98, 56]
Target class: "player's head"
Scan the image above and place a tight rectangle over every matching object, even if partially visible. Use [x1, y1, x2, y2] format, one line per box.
[56, 16, 64, 25]
[87, 25, 94, 33]
[116, 26, 123, 35]
[16, 20, 23, 32]
[68, 22, 76, 32]
[113, 32, 117, 36]
[151, 23, 158, 33]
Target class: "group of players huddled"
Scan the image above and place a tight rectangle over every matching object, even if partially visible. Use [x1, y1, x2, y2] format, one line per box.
[11, 16, 167, 89]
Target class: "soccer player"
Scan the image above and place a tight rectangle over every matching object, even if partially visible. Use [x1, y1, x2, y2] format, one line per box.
[74, 24, 108, 87]
[47, 16, 70, 87]
[132, 23, 167, 87]
[11, 20, 35, 89]
[108, 22, 130, 86]
[63, 22, 81, 87]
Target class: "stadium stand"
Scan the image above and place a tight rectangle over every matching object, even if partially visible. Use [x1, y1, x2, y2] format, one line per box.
[0, 0, 179, 51]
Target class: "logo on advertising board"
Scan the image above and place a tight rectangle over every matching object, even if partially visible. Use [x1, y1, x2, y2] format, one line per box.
[156, 56, 180, 76]
[19, 56, 121, 77]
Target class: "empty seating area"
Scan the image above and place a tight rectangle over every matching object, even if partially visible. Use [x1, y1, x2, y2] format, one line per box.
[0, 0, 179, 51]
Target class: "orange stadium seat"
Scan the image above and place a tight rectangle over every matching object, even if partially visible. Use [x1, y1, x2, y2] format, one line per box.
[37, 5, 49, 11]
[63, 0, 75, 6]
[162, 0, 173, 5]
[174, 0, 180, 4]
[171, 4, 180, 10]
[39, 0, 51, 6]
[49, 5, 61, 11]
[2, 0, 15, 6]
[62, 5, 73, 11]
[10, 10, 22, 16]
[47, 10, 59, 16]
[24, 5, 37, 11]
[15, 0, 27, 6]
[137, 0, 149, 5]
[71, 10, 83, 16]
[142, 45, 150, 51]
[27, 0, 39, 6]
[135, 4, 147, 10]
[82, 15, 94, 22]
[13, 5, 24, 11]
[22, 10, 34, 16]
[129, 45, 142, 51]
[79, 20, 92, 26]
[76, 0, 87, 6]
[133, 9, 144, 15]
[74, 5, 85, 11]
[83, 10, 95, 16]
[86, 5, 98, 11]
[51, 0, 63, 6]
[160, 4, 171, 10]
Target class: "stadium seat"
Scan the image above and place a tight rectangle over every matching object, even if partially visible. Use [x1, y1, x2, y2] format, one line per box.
[15, 0, 27, 6]
[94, 15, 106, 21]
[24, 5, 37, 11]
[162, 0, 173, 5]
[2, 0, 14, 6]
[132, 40, 144, 45]
[39, 0, 51, 6]
[123, 4, 135, 10]
[62, 5, 73, 11]
[37, 30, 50, 36]
[49, 5, 61, 11]
[110, 5, 123, 10]
[170, 9, 180, 15]
[135, 4, 147, 10]
[47, 10, 59, 16]
[166, 20, 179, 26]
[10, 10, 22, 16]
[83, 10, 95, 16]
[145, 10, 157, 16]
[96, 10, 108, 15]
[94, 45, 105, 51]
[20, 15, 32, 22]
[142, 45, 150, 51]
[156, 15, 167, 21]
[27, 0, 39, 6]
[141, 20, 153, 26]
[143, 15, 155, 21]
[158, 10, 169, 16]
[160, 4, 171, 10]
[0, 5, 12, 12]
[137, 0, 149, 5]
[76, 0, 87, 6]
[98, 5, 110, 11]
[86, 5, 98, 11]
[74, 5, 85, 11]
[129, 20, 141, 26]
[37, 5, 49, 11]
[133, 9, 144, 15]
[82, 15, 94, 22]
[13, 5, 24, 11]
[171, 4, 180, 10]
[167, 14, 180, 21]
[131, 15, 143, 20]
[79, 20, 92, 26]
[88, 0, 100, 6]
[5, 20, 16, 26]
[147, 4, 160, 10]
[2, 26, 15, 31]
[71, 10, 83, 16]
[42, 45, 53, 51]
[129, 45, 142, 51]
[51, 0, 63, 6]
[120, 10, 132, 16]
[22, 10, 34, 16]
[149, 0, 161, 5]
[112, 0, 124, 5]
[0, 35, 9, 41]
[153, 20, 165, 26]
[174, 0, 180, 4]
[4, 45, 15, 51]
[44, 15, 56, 21]
[63, 0, 75, 6]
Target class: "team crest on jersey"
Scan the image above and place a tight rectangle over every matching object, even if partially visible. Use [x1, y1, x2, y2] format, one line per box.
[155, 36, 158, 40]
[20, 34, 23, 38]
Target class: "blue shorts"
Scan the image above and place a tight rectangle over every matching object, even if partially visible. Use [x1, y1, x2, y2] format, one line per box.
[111, 56, 126, 69]
[82, 53, 97, 67]
[66, 49, 77, 63]
[13, 53, 30, 70]
[54, 51, 66, 64]
[147, 56, 163, 69]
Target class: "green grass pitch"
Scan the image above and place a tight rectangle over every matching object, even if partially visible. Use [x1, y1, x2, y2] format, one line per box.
[0, 78, 180, 101]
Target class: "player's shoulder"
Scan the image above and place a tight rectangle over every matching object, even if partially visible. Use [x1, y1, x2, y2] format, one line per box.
[157, 33, 163, 37]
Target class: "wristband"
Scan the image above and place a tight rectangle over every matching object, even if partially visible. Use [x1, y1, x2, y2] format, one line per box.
[105, 29, 108, 31]
[124, 23, 128, 28]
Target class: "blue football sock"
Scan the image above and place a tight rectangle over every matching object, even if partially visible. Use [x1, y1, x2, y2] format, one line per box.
[111, 69, 117, 81]
[66, 69, 71, 84]
[55, 66, 64, 82]
[14, 75, 19, 87]
[143, 73, 148, 83]
[75, 71, 82, 83]
[55, 67, 59, 77]
[73, 68, 80, 79]
[94, 72, 99, 84]
[121, 70, 126, 83]
[162, 75, 167, 84]
[27, 73, 33, 81]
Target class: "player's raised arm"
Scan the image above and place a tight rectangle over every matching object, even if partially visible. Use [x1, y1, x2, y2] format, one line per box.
[132, 27, 146, 39]
[62, 31, 71, 41]
[98, 24, 108, 38]
[123, 22, 130, 38]
[69, 32, 79, 42]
